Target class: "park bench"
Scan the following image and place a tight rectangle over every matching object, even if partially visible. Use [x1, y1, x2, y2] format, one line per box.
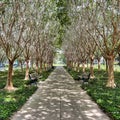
[27, 73, 42, 86]
[79, 73, 91, 84]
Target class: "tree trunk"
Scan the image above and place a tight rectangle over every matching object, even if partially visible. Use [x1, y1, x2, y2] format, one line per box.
[12, 68, 14, 76]
[86, 60, 89, 68]
[66, 60, 68, 68]
[98, 59, 100, 71]
[77, 62, 80, 72]
[69, 61, 72, 68]
[74, 62, 77, 71]
[20, 61, 23, 72]
[46, 63, 48, 71]
[70, 61, 72, 68]
[49, 63, 52, 69]
[46, 63, 48, 70]
[31, 59, 34, 70]
[5, 60, 15, 91]
[106, 56, 116, 88]
[90, 57, 95, 78]
[105, 58, 108, 72]
[75, 62, 77, 71]
[118, 53, 120, 65]
[40, 60, 42, 73]
[36, 60, 39, 73]
[73, 62, 75, 70]
[43, 62, 46, 71]
[25, 60, 29, 80]
[82, 62, 86, 73]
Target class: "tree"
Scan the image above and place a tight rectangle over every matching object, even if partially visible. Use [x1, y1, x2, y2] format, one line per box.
[0, 1, 27, 91]
[85, 0, 120, 87]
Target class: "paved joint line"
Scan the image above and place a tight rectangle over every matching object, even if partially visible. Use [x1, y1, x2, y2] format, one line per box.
[60, 89, 62, 120]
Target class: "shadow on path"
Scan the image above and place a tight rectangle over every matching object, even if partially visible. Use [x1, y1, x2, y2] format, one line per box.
[11, 67, 111, 120]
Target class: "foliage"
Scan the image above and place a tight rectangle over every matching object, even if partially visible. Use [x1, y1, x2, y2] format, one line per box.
[0, 68, 54, 120]
[56, 0, 71, 27]
[67, 67, 120, 120]
[54, 0, 71, 48]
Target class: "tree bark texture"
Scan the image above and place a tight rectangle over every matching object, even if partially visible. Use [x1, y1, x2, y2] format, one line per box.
[5, 60, 14, 91]
[25, 60, 29, 80]
[90, 57, 95, 78]
[98, 59, 100, 71]
[82, 62, 86, 73]
[106, 56, 116, 88]
[36, 60, 39, 73]
[40, 60, 43, 73]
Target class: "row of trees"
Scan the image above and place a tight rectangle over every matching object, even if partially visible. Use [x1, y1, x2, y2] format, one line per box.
[63, 0, 120, 88]
[0, 0, 58, 91]
[0, 0, 119, 90]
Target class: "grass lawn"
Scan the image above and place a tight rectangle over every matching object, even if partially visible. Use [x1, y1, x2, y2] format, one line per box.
[0, 68, 54, 120]
[66, 66, 120, 120]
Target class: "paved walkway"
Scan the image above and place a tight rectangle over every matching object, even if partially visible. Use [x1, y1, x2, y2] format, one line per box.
[11, 67, 111, 120]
